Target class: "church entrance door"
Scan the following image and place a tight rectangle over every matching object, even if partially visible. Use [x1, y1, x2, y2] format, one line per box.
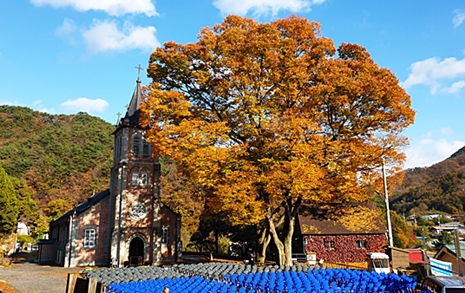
[129, 237, 144, 266]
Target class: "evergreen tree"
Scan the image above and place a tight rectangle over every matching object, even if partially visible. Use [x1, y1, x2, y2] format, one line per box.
[432, 231, 454, 250]
[10, 177, 38, 220]
[0, 164, 19, 235]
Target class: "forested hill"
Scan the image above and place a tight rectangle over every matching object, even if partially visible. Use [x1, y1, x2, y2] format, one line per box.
[0, 105, 114, 214]
[391, 146, 465, 216]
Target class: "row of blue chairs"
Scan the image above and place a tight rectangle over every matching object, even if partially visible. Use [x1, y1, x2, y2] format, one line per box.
[85, 262, 321, 285]
[223, 269, 417, 293]
[107, 268, 418, 293]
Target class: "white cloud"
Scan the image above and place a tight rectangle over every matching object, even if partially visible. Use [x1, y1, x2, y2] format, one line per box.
[440, 127, 454, 135]
[0, 100, 22, 106]
[402, 56, 465, 94]
[212, 0, 325, 16]
[37, 106, 56, 114]
[404, 136, 465, 169]
[0, 99, 55, 114]
[55, 18, 77, 44]
[30, 0, 157, 17]
[31, 100, 56, 114]
[442, 80, 465, 94]
[82, 20, 159, 54]
[60, 98, 109, 114]
[453, 9, 465, 28]
[33, 100, 42, 106]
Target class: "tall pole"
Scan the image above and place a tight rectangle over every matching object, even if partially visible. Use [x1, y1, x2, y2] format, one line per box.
[68, 209, 76, 267]
[455, 229, 463, 276]
[382, 158, 394, 247]
[422, 227, 429, 276]
[116, 160, 127, 266]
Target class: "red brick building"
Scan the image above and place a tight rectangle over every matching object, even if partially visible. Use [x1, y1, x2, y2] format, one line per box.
[294, 203, 386, 263]
[45, 76, 181, 267]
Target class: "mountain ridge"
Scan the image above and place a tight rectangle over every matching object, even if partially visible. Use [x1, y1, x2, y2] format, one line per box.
[0, 105, 114, 214]
[391, 145, 465, 216]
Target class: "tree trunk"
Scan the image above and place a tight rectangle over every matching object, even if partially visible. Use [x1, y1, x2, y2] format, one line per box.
[267, 214, 284, 265]
[283, 214, 295, 266]
[214, 227, 219, 255]
[267, 196, 302, 266]
[256, 225, 271, 264]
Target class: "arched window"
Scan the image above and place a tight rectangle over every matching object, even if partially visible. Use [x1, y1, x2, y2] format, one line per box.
[131, 168, 149, 187]
[142, 138, 150, 158]
[138, 170, 148, 187]
[162, 227, 169, 244]
[119, 136, 123, 159]
[114, 136, 120, 161]
[131, 168, 140, 187]
[132, 134, 141, 158]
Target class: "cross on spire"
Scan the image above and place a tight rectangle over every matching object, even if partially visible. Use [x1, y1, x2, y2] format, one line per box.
[135, 64, 144, 80]
[116, 111, 122, 125]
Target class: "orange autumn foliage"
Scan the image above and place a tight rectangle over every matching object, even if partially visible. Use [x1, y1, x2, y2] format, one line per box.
[140, 15, 415, 264]
[330, 205, 382, 233]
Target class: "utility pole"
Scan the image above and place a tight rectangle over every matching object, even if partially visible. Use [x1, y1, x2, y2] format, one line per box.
[455, 229, 463, 276]
[382, 158, 394, 247]
[422, 227, 429, 276]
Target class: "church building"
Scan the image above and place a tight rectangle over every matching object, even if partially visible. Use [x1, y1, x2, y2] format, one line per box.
[40, 75, 181, 267]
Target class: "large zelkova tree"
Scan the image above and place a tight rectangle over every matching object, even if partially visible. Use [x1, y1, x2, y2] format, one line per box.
[140, 15, 415, 265]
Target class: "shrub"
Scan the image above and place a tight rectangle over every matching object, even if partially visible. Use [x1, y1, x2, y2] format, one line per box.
[1, 257, 11, 267]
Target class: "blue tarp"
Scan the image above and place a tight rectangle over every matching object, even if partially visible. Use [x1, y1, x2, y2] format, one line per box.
[430, 258, 453, 276]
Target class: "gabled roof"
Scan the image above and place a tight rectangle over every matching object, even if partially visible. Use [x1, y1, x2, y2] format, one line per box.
[297, 202, 386, 235]
[161, 202, 180, 217]
[435, 244, 465, 261]
[51, 189, 110, 224]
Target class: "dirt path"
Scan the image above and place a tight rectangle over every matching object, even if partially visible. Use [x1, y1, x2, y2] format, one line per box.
[0, 253, 82, 293]
[0, 252, 233, 293]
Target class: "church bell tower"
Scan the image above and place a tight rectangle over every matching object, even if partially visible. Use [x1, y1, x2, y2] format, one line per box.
[109, 71, 163, 267]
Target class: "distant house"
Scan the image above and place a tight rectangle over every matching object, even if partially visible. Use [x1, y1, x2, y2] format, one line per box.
[16, 222, 29, 235]
[448, 214, 464, 221]
[421, 214, 442, 221]
[434, 244, 465, 274]
[430, 222, 465, 236]
[294, 203, 386, 263]
[385, 247, 428, 271]
[43, 75, 182, 267]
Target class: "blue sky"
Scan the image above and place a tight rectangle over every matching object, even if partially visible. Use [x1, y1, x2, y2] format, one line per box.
[1, 0, 465, 169]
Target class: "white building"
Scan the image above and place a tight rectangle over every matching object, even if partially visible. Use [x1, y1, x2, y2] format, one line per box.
[17, 222, 29, 235]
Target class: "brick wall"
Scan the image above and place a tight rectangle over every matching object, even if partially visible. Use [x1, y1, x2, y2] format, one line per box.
[74, 197, 110, 266]
[160, 206, 178, 260]
[304, 234, 386, 263]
